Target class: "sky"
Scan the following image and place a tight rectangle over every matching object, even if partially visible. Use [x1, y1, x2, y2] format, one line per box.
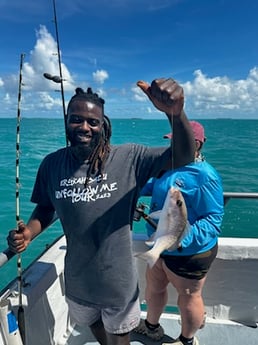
[0, 0, 258, 119]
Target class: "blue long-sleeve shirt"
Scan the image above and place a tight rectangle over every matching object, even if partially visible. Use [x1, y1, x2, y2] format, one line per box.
[140, 161, 224, 256]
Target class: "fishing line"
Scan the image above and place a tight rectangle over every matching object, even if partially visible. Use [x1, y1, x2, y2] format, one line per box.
[171, 112, 175, 171]
[16, 52, 26, 344]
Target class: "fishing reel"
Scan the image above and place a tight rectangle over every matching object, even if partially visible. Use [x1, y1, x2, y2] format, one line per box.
[133, 203, 158, 230]
[133, 203, 148, 222]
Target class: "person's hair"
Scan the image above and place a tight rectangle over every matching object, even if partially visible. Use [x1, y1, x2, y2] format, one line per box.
[67, 87, 112, 186]
[195, 140, 203, 152]
[67, 87, 105, 110]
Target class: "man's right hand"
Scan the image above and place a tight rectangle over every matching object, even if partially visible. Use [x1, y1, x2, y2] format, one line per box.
[137, 78, 184, 117]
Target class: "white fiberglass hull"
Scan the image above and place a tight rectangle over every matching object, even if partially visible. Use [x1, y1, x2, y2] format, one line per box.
[0, 234, 258, 345]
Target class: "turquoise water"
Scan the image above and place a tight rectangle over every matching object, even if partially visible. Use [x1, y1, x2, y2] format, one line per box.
[1, 118, 258, 290]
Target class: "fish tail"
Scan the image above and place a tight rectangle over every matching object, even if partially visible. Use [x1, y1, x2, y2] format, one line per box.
[134, 250, 159, 269]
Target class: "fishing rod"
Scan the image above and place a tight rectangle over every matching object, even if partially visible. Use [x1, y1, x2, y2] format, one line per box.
[0, 55, 26, 269]
[51, 0, 68, 146]
[43, 0, 68, 145]
[16, 52, 26, 345]
[16, 53, 25, 345]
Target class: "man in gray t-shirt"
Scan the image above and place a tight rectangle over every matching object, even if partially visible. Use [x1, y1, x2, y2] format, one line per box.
[7, 78, 195, 345]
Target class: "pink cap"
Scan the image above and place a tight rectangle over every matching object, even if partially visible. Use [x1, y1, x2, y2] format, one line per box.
[163, 121, 206, 143]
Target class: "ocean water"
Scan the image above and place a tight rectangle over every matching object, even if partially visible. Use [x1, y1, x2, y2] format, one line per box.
[0, 118, 258, 290]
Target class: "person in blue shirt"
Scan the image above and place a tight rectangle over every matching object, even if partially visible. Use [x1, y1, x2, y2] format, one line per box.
[134, 121, 224, 345]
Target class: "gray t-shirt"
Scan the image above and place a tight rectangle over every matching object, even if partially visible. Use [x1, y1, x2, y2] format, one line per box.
[31, 143, 170, 308]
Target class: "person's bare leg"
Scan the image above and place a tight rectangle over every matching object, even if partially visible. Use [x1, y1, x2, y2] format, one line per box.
[106, 332, 130, 345]
[89, 318, 108, 345]
[90, 319, 131, 345]
[178, 291, 205, 338]
[162, 261, 206, 338]
[145, 259, 169, 324]
[171, 271, 206, 338]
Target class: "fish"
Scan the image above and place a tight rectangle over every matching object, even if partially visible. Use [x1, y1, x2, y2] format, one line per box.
[135, 187, 188, 268]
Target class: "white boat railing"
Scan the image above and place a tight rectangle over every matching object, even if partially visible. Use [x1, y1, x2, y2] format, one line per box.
[223, 191, 258, 204]
[0, 191, 258, 270]
[0, 191, 258, 345]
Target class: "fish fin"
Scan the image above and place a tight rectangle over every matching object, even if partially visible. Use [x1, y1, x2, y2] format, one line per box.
[181, 221, 191, 239]
[177, 221, 191, 247]
[145, 233, 156, 247]
[145, 240, 155, 247]
[134, 250, 159, 269]
[148, 210, 161, 220]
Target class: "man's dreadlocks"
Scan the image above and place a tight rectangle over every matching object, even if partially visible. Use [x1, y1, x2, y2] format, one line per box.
[67, 87, 112, 186]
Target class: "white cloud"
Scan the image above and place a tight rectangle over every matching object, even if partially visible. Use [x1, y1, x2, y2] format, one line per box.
[92, 70, 109, 84]
[130, 68, 258, 118]
[4, 93, 11, 103]
[0, 25, 76, 117]
[147, 106, 154, 113]
[182, 69, 258, 117]
[131, 85, 147, 102]
[1, 22, 258, 119]
[37, 92, 62, 110]
[2, 26, 75, 96]
[26, 25, 75, 92]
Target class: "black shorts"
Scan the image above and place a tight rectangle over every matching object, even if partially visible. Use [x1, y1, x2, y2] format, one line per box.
[161, 243, 218, 280]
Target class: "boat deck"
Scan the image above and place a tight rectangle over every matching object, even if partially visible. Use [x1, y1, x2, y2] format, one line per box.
[59, 311, 258, 345]
[1, 234, 258, 345]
